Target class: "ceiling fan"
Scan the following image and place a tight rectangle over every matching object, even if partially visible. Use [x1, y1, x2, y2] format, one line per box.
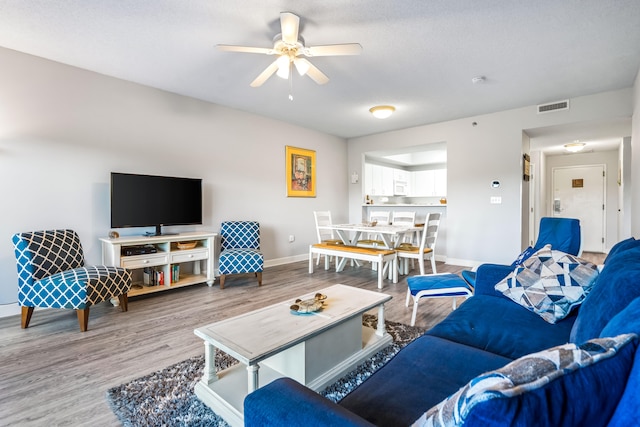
[217, 12, 362, 88]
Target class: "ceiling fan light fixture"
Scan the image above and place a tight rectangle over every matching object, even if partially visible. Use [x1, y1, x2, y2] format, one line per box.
[564, 141, 586, 153]
[293, 58, 310, 76]
[276, 55, 290, 79]
[369, 105, 395, 119]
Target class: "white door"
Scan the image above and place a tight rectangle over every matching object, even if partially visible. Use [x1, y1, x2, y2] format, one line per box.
[552, 165, 605, 252]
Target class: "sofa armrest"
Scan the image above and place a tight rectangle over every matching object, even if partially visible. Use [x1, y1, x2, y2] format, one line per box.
[244, 377, 375, 427]
[474, 263, 513, 297]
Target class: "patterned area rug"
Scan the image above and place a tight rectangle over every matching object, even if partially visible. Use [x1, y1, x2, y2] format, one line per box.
[106, 314, 424, 427]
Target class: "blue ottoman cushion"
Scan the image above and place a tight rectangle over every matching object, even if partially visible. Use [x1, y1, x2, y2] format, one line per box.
[407, 273, 473, 297]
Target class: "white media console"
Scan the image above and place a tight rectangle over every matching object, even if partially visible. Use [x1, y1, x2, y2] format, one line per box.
[100, 231, 217, 297]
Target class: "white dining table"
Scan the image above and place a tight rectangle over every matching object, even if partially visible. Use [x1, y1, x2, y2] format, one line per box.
[320, 223, 420, 249]
[318, 223, 422, 276]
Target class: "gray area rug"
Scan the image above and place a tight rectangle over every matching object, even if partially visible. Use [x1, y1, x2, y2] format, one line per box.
[106, 314, 424, 427]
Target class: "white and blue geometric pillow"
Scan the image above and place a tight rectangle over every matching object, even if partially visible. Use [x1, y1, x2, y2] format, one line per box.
[494, 244, 599, 324]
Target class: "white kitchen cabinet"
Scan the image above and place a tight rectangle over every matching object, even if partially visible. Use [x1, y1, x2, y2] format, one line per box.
[411, 169, 447, 197]
[365, 164, 394, 196]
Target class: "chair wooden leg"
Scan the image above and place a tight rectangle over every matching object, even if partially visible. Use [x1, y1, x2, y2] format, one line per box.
[21, 306, 34, 329]
[77, 308, 89, 332]
[257, 272, 263, 286]
[220, 275, 226, 289]
[118, 294, 128, 312]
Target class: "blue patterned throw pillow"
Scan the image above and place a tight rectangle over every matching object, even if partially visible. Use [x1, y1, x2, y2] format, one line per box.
[413, 333, 638, 427]
[494, 244, 598, 323]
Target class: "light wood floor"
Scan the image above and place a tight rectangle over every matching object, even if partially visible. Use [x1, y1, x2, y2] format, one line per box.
[0, 253, 605, 426]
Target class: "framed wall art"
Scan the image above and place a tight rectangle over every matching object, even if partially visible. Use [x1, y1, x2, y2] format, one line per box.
[286, 146, 316, 197]
[523, 153, 531, 181]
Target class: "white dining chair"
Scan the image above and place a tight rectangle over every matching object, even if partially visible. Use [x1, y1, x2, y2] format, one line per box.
[357, 211, 391, 247]
[391, 211, 416, 245]
[395, 212, 441, 275]
[313, 210, 343, 268]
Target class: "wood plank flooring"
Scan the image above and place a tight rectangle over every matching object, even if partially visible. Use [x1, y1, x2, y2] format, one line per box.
[0, 253, 605, 426]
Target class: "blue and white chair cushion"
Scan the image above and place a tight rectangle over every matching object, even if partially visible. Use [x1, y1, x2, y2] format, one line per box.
[219, 249, 264, 274]
[20, 265, 131, 309]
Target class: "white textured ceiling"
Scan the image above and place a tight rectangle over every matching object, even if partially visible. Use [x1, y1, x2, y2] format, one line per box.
[0, 0, 639, 139]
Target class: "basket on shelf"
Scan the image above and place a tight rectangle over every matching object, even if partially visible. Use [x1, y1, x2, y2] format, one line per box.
[177, 241, 197, 250]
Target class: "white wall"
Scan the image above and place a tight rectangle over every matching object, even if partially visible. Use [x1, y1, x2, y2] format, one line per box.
[348, 89, 634, 266]
[0, 47, 349, 304]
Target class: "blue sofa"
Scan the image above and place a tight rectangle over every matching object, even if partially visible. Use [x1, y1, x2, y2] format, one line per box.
[244, 238, 640, 426]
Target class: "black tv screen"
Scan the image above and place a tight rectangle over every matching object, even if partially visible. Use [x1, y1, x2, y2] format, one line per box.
[111, 172, 202, 235]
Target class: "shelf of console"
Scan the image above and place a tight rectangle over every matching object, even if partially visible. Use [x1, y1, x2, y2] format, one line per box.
[100, 231, 217, 297]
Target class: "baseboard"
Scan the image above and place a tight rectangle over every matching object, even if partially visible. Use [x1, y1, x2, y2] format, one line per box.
[264, 253, 308, 268]
[0, 303, 21, 319]
[444, 257, 479, 268]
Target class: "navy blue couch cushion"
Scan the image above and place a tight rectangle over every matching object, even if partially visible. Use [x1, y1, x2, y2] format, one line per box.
[601, 297, 640, 339]
[608, 333, 640, 426]
[338, 335, 510, 427]
[415, 334, 637, 427]
[571, 246, 640, 344]
[244, 377, 375, 427]
[473, 264, 513, 297]
[427, 295, 576, 360]
[604, 237, 640, 264]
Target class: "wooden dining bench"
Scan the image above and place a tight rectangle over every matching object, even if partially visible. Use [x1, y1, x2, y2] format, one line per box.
[309, 243, 398, 289]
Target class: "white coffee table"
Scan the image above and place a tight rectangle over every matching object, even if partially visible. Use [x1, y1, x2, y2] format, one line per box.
[193, 284, 393, 427]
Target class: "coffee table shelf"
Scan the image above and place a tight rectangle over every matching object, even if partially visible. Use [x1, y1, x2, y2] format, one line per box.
[193, 284, 392, 427]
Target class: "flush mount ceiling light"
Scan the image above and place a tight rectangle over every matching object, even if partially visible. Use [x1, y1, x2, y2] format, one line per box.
[369, 105, 396, 119]
[564, 141, 586, 153]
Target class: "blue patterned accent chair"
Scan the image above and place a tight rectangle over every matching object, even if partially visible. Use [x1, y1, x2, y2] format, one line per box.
[218, 221, 264, 289]
[12, 229, 132, 332]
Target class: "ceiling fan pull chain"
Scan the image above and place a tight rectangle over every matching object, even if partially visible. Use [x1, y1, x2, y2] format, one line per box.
[288, 62, 294, 101]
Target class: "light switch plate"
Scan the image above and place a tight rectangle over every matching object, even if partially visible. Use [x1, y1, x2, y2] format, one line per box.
[490, 196, 502, 204]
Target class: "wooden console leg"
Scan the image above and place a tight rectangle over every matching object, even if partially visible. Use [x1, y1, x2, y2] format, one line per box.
[220, 275, 226, 289]
[77, 308, 89, 332]
[118, 294, 128, 312]
[21, 306, 34, 329]
[256, 272, 262, 286]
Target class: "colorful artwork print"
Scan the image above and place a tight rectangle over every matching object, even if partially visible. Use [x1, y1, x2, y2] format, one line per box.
[286, 146, 316, 197]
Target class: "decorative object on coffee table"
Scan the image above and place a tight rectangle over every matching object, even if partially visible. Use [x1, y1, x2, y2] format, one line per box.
[290, 293, 327, 314]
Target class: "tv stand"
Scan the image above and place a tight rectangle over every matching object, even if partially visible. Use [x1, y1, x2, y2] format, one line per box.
[100, 231, 217, 297]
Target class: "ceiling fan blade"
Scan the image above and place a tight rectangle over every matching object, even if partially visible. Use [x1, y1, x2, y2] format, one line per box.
[305, 61, 329, 85]
[250, 59, 279, 87]
[216, 44, 274, 55]
[305, 43, 363, 57]
[280, 12, 300, 45]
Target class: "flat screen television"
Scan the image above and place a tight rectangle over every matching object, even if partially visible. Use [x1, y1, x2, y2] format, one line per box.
[110, 172, 202, 236]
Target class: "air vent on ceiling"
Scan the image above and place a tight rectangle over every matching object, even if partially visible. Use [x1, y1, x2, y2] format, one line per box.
[537, 100, 570, 114]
